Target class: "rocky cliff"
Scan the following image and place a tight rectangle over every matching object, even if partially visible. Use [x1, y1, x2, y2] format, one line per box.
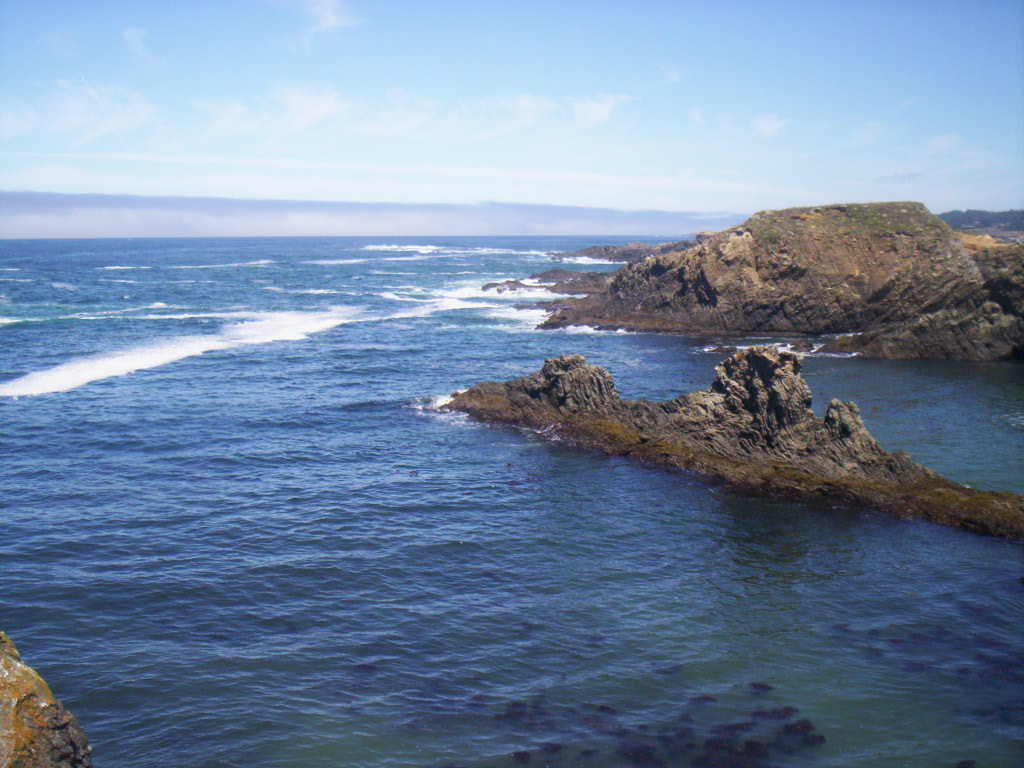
[445, 348, 1024, 538]
[541, 202, 1024, 361]
[0, 633, 92, 768]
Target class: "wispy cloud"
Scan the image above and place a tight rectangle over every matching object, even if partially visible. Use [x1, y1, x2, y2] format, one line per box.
[37, 28, 79, 59]
[280, 0, 360, 47]
[473, 94, 558, 139]
[572, 94, 633, 128]
[303, 0, 359, 31]
[122, 28, 161, 65]
[751, 113, 788, 138]
[658, 65, 682, 85]
[923, 132, 965, 155]
[195, 85, 629, 144]
[50, 80, 156, 143]
[0, 100, 36, 141]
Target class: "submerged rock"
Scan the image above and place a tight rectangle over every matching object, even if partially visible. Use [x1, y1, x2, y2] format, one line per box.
[540, 203, 1024, 361]
[444, 347, 1024, 538]
[0, 632, 92, 768]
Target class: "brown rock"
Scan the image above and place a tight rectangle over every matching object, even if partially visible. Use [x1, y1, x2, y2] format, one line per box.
[445, 348, 1024, 538]
[0, 633, 92, 768]
[540, 203, 1024, 361]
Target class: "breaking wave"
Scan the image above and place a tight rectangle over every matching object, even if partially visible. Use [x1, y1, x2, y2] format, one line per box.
[0, 307, 362, 397]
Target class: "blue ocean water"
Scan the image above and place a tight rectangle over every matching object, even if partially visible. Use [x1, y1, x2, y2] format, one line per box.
[1, 236, 1022, 768]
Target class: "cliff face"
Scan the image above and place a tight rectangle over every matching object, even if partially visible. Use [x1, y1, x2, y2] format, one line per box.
[445, 348, 1024, 538]
[0, 633, 92, 768]
[541, 203, 1024, 361]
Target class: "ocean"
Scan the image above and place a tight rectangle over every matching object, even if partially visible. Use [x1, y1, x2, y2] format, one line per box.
[1, 236, 1022, 768]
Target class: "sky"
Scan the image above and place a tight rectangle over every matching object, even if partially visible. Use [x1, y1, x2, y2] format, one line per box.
[0, 0, 1022, 236]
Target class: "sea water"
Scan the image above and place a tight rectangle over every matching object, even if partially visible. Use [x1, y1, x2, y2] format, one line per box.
[1, 237, 1021, 768]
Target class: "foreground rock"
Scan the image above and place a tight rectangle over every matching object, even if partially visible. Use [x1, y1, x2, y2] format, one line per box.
[541, 203, 1024, 361]
[445, 347, 1024, 539]
[0, 633, 92, 768]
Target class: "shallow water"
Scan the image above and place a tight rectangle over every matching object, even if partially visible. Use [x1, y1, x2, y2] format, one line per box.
[1, 237, 1022, 768]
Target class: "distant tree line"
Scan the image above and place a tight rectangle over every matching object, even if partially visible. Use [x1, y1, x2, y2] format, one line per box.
[938, 209, 1024, 231]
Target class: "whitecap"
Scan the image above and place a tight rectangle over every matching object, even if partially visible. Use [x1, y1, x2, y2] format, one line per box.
[98, 265, 152, 271]
[263, 287, 346, 295]
[483, 306, 549, 332]
[304, 258, 368, 265]
[555, 256, 628, 265]
[363, 244, 444, 254]
[166, 260, 275, 270]
[0, 307, 362, 397]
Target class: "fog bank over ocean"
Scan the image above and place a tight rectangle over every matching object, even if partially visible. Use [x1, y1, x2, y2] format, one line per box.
[0, 192, 744, 238]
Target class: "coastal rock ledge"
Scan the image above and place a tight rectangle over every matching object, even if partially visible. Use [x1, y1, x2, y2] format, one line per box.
[444, 348, 1024, 539]
[0, 633, 92, 768]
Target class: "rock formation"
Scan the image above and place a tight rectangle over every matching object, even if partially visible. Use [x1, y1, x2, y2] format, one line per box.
[0, 633, 92, 768]
[541, 203, 1024, 361]
[481, 269, 616, 299]
[551, 242, 684, 264]
[444, 347, 1024, 539]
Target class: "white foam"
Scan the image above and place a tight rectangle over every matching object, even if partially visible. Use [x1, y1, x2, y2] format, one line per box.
[695, 341, 860, 359]
[560, 325, 605, 334]
[0, 307, 362, 397]
[483, 306, 549, 332]
[0, 294, 519, 396]
[99, 279, 139, 284]
[98, 265, 152, 271]
[50, 282, 79, 291]
[262, 287, 346, 295]
[0, 278, 32, 283]
[166, 260, 275, 270]
[556, 256, 627, 265]
[363, 244, 444, 254]
[0, 268, 21, 272]
[387, 297, 498, 317]
[304, 258, 368, 265]
[379, 254, 446, 262]
[377, 291, 424, 302]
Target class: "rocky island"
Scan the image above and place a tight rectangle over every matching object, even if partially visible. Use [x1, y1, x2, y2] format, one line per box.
[0, 633, 92, 768]
[539, 202, 1023, 361]
[444, 347, 1024, 539]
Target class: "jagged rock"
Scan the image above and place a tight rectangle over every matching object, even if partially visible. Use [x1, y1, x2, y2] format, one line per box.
[0, 633, 92, 768]
[445, 347, 1024, 538]
[529, 269, 615, 295]
[481, 279, 533, 293]
[480, 271, 615, 299]
[540, 203, 1024, 361]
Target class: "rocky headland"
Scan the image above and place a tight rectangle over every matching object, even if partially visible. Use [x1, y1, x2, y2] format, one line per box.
[538, 202, 1024, 361]
[0, 633, 92, 768]
[444, 347, 1024, 539]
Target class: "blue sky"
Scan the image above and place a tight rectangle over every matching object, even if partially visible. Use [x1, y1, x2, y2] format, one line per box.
[0, 0, 1021, 235]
